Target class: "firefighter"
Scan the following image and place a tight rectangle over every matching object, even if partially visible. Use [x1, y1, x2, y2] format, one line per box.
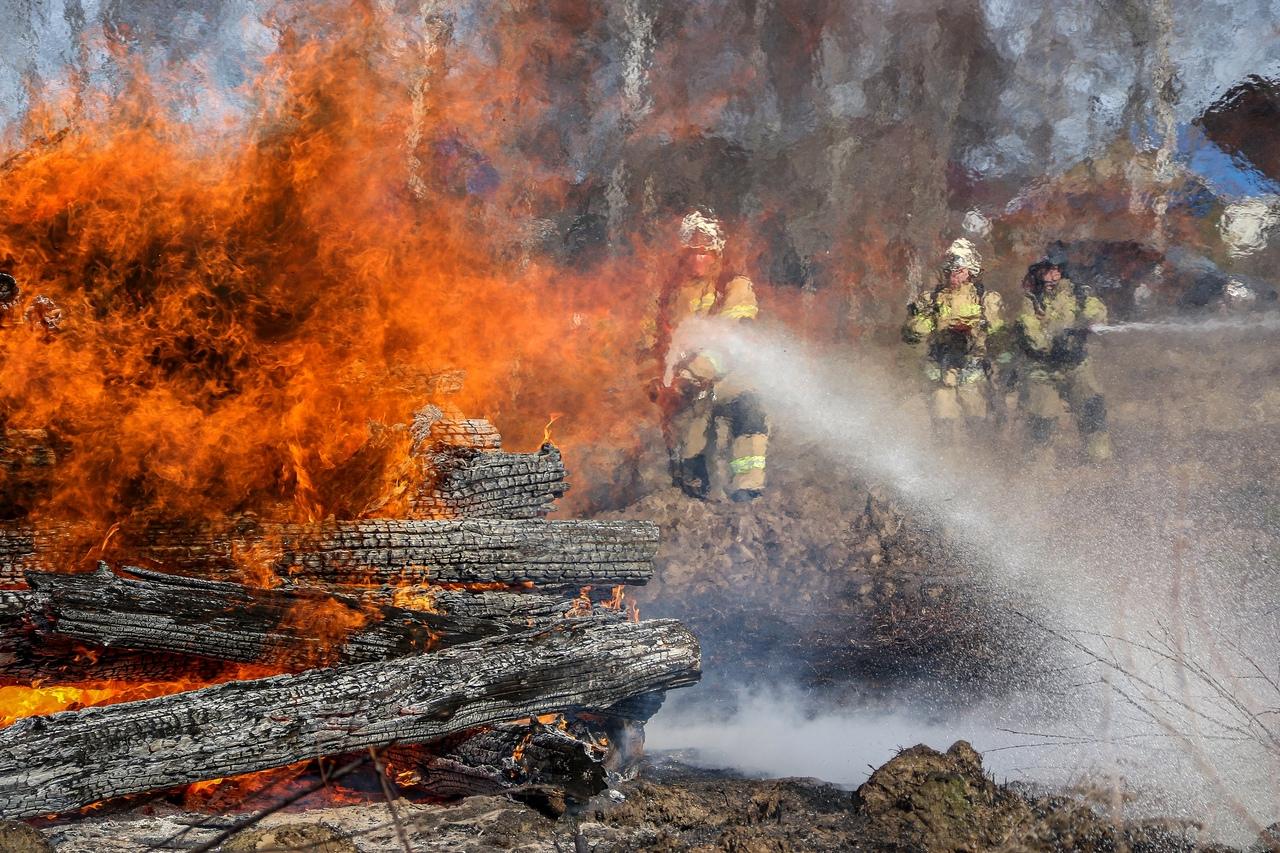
[0, 273, 62, 337]
[649, 210, 768, 501]
[902, 238, 1004, 440]
[1016, 252, 1112, 463]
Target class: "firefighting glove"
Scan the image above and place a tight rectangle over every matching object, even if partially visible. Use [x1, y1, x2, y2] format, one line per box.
[671, 372, 710, 402]
[645, 377, 665, 404]
[1050, 329, 1088, 366]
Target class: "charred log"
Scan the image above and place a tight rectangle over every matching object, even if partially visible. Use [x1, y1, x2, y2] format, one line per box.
[0, 589, 26, 625]
[409, 444, 567, 520]
[344, 585, 588, 623]
[1, 641, 232, 686]
[0, 526, 61, 587]
[309, 405, 547, 519]
[388, 719, 608, 805]
[389, 754, 510, 799]
[0, 618, 700, 819]
[410, 409, 503, 452]
[448, 722, 609, 802]
[181, 517, 655, 586]
[0, 589, 36, 669]
[21, 565, 616, 671]
[0, 518, 658, 588]
[405, 406, 561, 517]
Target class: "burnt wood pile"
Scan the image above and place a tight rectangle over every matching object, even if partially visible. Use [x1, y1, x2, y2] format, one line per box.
[0, 405, 699, 820]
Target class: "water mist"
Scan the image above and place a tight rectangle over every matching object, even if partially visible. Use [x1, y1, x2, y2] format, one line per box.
[648, 315, 1280, 844]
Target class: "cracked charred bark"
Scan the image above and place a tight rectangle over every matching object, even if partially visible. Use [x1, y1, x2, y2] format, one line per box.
[0, 618, 700, 819]
[332, 585, 593, 622]
[0, 518, 658, 587]
[410, 445, 568, 520]
[2, 573, 601, 681]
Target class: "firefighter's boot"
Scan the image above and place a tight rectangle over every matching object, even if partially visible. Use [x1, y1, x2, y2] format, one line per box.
[1084, 432, 1113, 464]
[728, 433, 767, 501]
[1078, 394, 1111, 464]
[1025, 416, 1058, 466]
[673, 454, 710, 499]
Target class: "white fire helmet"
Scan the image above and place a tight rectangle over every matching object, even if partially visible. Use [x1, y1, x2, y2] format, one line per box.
[1219, 198, 1279, 258]
[942, 237, 982, 275]
[679, 210, 726, 254]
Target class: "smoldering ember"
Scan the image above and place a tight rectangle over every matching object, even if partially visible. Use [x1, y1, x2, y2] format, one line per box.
[1, 3, 1280, 853]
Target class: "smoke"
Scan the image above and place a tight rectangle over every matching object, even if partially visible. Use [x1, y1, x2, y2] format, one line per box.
[647, 686, 961, 786]
[648, 679, 1279, 838]
[660, 315, 1280, 844]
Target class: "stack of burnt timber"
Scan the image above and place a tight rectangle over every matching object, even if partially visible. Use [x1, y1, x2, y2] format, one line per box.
[408, 405, 567, 520]
[0, 407, 699, 820]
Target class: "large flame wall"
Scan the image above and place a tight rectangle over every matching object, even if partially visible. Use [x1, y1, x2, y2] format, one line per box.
[0, 4, 663, 530]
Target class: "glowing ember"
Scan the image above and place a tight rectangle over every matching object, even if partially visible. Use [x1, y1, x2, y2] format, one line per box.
[512, 733, 533, 762]
[0, 684, 131, 727]
[395, 768, 422, 788]
[391, 586, 439, 612]
[0, 664, 278, 729]
[4, 682, 181, 728]
[180, 762, 334, 812]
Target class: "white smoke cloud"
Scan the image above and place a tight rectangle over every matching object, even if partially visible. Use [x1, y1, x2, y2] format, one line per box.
[647, 686, 963, 786]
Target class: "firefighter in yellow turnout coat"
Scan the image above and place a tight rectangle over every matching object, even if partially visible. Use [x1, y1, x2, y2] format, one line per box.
[902, 238, 1005, 438]
[651, 211, 768, 501]
[1016, 257, 1112, 462]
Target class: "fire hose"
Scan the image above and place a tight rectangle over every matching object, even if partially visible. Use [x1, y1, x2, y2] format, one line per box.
[1090, 314, 1280, 335]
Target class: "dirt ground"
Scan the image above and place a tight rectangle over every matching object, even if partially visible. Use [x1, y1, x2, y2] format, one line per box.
[27, 744, 1254, 851]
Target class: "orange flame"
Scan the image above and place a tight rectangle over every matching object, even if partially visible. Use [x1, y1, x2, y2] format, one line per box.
[0, 663, 276, 729]
[542, 413, 562, 446]
[394, 768, 422, 788]
[566, 586, 593, 618]
[512, 733, 532, 763]
[0, 1, 661, 542]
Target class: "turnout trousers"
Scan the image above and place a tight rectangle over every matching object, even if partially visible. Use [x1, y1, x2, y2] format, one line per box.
[664, 389, 769, 498]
